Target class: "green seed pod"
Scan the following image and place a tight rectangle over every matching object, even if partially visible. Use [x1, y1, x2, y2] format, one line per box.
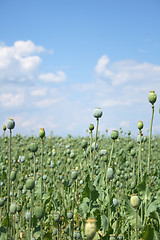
[26, 178, 35, 190]
[29, 142, 38, 153]
[93, 108, 103, 119]
[109, 234, 116, 240]
[3, 125, 6, 131]
[137, 121, 144, 130]
[128, 130, 131, 136]
[10, 203, 17, 214]
[53, 212, 60, 222]
[7, 118, 15, 130]
[25, 211, 31, 222]
[148, 91, 157, 105]
[107, 167, 114, 180]
[89, 124, 94, 131]
[111, 130, 119, 140]
[71, 170, 78, 180]
[130, 149, 136, 157]
[127, 141, 134, 151]
[81, 140, 88, 149]
[0, 198, 5, 207]
[10, 170, 17, 181]
[130, 194, 140, 209]
[34, 206, 44, 219]
[39, 128, 45, 138]
[137, 134, 144, 143]
[117, 235, 123, 240]
[18, 184, 23, 191]
[130, 181, 136, 189]
[53, 228, 58, 236]
[67, 211, 73, 220]
[85, 218, 97, 240]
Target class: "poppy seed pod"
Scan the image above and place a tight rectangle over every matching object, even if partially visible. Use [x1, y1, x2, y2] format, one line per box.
[26, 178, 35, 191]
[25, 211, 31, 222]
[137, 121, 144, 130]
[85, 218, 97, 240]
[39, 128, 45, 138]
[71, 170, 78, 180]
[107, 167, 114, 180]
[109, 234, 116, 240]
[3, 125, 6, 131]
[34, 206, 44, 219]
[93, 108, 103, 119]
[0, 198, 5, 207]
[7, 118, 15, 130]
[117, 235, 123, 240]
[10, 203, 17, 214]
[29, 142, 38, 153]
[130, 194, 140, 210]
[89, 124, 94, 131]
[111, 130, 119, 140]
[148, 91, 157, 105]
[10, 170, 17, 181]
[53, 212, 60, 222]
[67, 211, 73, 220]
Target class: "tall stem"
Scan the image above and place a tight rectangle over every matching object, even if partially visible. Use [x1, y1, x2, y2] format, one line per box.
[41, 140, 43, 204]
[108, 141, 114, 168]
[139, 132, 142, 182]
[135, 209, 138, 240]
[148, 105, 154, 174]
[92, 118, 99, 180]
[7, 130, 12, 213]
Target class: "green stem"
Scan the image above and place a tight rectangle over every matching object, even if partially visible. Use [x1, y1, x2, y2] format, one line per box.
[34, 153, 36, 182]
[148, 105, 154, 174]
[12, 182, 14, 203]
[135, 209, 138, 240]
[40, 220, 43, 240]
[89, 131, 93, 179]
[108, 141, 114, 168]
[29, 190, 33, 240]
[41, 139, 43, 204]
[92, 118, 99, 180]
[139, 132, 142, 182]
[6, 129, 12, 239]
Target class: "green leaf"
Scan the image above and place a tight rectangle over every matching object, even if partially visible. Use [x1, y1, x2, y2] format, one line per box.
[101, 214, 108, 234]
[82, 174, 99, 202]
[142, 223, 160, 240]
[146, 200, 158, 217]
[142, 224, 153, 240]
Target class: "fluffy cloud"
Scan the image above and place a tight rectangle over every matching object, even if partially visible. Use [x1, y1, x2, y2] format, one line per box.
[0, 40, 66, 84]
[0, 93, 24, 107]
[39, 71, 67, 83]
[95, 55, 160, 86]
[0, 40, 44, 81]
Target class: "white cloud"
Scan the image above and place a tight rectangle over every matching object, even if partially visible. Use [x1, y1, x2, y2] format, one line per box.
[30, 87, 48, 97]
[13, 40, 45, 56]
[39, 71, 67, 83]
[95, 55, 160, 86]
[0, 40, 67, 84]
[119, 121, 130, 128]
[0, 40, 44, 81]
[34, 97, 62, 108]
[0, 93, 24, 107]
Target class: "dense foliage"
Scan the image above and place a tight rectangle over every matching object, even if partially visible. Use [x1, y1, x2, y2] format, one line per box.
[0, 95, 160, 240]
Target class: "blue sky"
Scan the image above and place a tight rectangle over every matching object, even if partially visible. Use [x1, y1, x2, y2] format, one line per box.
[0, 0, 160, 137]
